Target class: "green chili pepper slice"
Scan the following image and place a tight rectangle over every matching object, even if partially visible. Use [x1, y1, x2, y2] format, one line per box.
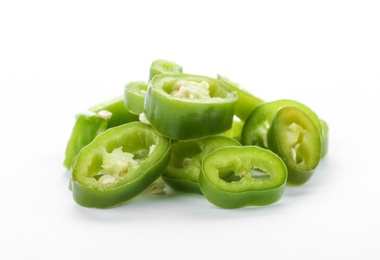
[88, 95, 139, 128]
[71, 122, 171, 208]
[241, 99, 323, 149]
[149, 59, 183, 80]
[63, 111, 110, 169]
[221, 119, 244, 142]
[63, 96, 139, 169]
[217, 74, 264, 121]
[163, 136, 241, 194]
[267, 106, 321, 185]
[199, 146, 288, 208]
[144, 73, 238, 140]
[124, 81, 148, 115]
[320, 119, 329, 159]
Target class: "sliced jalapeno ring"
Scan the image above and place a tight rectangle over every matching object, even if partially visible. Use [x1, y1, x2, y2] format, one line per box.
[149, 59, 183, 80]
[63, 111, 110, 169]
[71, 122, 171, 208]
[217, 74, 264, 121]
[124, 81, 148, 115]
[63, 96, 139, 169]
[268, 106, 321, 185]
[163, 136, 241, 194]
[221, 119, 245, 142]
[241, 99, 323, 150]
[88, 95, 139, 128]
[320, 119, 329, 159]
[199, 146, 288, 209]
[144, 73, 238, 140]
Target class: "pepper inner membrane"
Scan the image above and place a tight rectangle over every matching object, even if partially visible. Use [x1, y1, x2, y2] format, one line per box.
[162, 78, 228, 101]
[286, 122, 306, 165]
[85, 129, 159, 185]
[219, 168, 270, 183]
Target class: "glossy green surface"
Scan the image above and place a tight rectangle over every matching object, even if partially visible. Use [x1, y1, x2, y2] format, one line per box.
[267, 106, 321, 185]
[144, 73, 238, 140]
[217, 74, 264, 121]
[71, 122, 170, 208]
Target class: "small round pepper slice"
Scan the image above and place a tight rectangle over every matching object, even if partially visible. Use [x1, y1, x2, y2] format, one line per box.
[144, 73, 238, 140]
[241, 99, 323, 150]
[199, 146, 288, 209]
[71, 122, 171, 208]
[88, 95, 139, 128]
[149, 59, 183, 80]
[267, 106, 321, 185]
[124, 81, 148, 115]
[163, 136, 241, 194]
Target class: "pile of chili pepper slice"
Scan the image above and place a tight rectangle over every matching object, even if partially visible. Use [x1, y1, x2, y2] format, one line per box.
[64, 59, 329, 209]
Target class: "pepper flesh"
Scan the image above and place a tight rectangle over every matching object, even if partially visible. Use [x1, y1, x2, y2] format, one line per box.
[163, 136, 241, 194]
[71, 122, 170, 208]
[199, 146, 288, 208]
[267, 106, 321, 185]
[144, 73, 238, 140]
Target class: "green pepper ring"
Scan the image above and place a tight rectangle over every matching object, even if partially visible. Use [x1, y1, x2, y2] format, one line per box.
[144, 73, 238, 140]
[199, 146, 288, 209]
[71, 122, 171, 208]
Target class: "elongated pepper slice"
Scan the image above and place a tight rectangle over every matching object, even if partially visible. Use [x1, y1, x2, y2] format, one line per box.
[71, 122, 170, 208]
[149, 59, 183, 80]
[320, 119, 329, 159]
[267, 106, 321, 185]
[63, 96, 139, 169]
[88, 95, 139, 128]
[199, 146, 288, 208]
[163, 136, 241, 194]
[63, 111, 110, 169]
[217, 74, 264, 121]
[221, 119, 245, 142]
[124, 81, 148, 115]
[144, 73, 238, 140]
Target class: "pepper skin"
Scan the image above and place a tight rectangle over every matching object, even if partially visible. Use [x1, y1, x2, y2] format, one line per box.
[163, 136, 241, 194]
[144, 73, 238, 140]
[71, 122, 171, 208]
[199, 146, 288, 208]
[267, 106, 321, 185]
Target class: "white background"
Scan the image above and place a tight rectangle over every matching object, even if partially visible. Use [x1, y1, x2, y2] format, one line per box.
[1, 0, 379, 259]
